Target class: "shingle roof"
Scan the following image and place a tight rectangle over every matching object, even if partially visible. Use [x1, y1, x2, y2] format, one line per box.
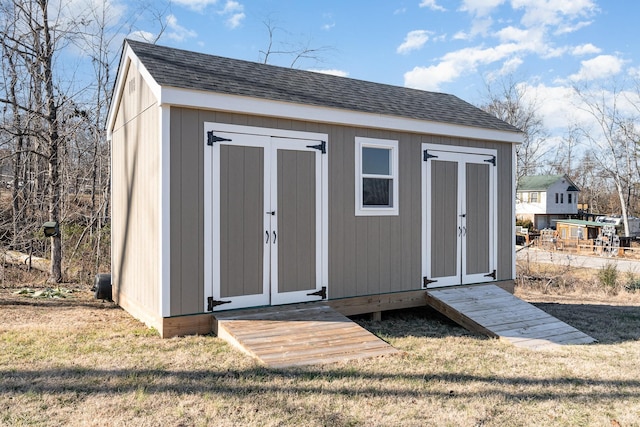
[125, 39, 522, 134]
[517, 175, 581, 192]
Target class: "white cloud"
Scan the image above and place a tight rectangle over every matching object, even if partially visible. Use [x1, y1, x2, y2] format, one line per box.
[571, 43, 601, 56]
[518, 83, 584, 132]
[218, 1, 245, 28]
[511, 0, 597, 29]
[308, 69, 349, 77]
[459, 0, 506, 17]
[497, 56, 524, 76]
[226, 13, 245, 29]
[495, 26, 530, 43]
[397, 30, 431, 55]
[220, 0, 242, 14]
[419, 0, 446, 12]
[405, 43, 522, 91]
[569, 55, 625, 82]
[166, 14, 197, 42]
[555, 19, 593, 35]
[172, 0, 218, 12]
[127, 30, 156, 43]
[404, 62, 461, 92]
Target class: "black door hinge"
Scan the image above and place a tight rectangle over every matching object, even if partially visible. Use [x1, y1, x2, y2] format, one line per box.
[423, 277, 437, 287]
[484, 270, 497, 280]
[307, 286, 327, 299]
[423, 150, 438, 161]
[306, 141, 326, 154]
[484, 155, 496, 166]
[207, 131, 232, 146]
[208, 296, 232, 311]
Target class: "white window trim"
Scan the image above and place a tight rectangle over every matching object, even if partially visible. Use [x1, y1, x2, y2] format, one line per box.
[355, 137, 399, 216]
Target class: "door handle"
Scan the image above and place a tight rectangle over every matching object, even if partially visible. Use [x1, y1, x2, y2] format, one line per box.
[458, 226, 462, 236]
[273, 230, 277, 243]
[265, 231, 269, 243]
[266, 211, 275, 216]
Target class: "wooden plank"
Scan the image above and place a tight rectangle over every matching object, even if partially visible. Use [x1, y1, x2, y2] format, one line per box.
[161, 313, 213, 338]
[426, 284, 596, 349]
[214, 303, 398, 367]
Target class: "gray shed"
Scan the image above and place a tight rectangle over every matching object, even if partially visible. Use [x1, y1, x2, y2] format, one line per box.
[106, 40, 522, 337]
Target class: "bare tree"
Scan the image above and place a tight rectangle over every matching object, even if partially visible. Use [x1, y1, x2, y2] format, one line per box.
[573, 82, 639, 236]
[480, 76, 549, 183]
[259, 18, 332, 68]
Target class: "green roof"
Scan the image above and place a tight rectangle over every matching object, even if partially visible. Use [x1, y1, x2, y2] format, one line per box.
[517, 175, 580, 192]
[552, 219, 602, 227]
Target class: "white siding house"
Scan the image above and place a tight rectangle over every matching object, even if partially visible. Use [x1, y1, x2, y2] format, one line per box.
[516, 175, 580, 230]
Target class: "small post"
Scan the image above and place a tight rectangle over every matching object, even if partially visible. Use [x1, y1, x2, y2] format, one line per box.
[371, 311, 382, 321]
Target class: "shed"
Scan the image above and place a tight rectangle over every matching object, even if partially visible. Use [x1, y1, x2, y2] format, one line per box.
[106, 40, 523, 337]
[553, 219, 602, 241]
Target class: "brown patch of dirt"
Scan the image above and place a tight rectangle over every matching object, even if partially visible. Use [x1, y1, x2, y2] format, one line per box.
[0, 285, 133, 333]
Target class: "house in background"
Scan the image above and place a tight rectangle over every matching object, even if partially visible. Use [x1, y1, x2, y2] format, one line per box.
[516, 174, 580, 230]
[106, 40, 522, 337]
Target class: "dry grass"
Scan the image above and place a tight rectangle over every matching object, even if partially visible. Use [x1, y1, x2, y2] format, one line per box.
[1, 269, 640, 426]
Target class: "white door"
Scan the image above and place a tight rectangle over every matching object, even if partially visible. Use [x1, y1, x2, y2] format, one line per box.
[422, 145, 497, 288]
[205, 128, 326, 311]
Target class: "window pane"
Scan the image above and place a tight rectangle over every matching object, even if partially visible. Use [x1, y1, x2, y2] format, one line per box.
[363, 178, 392, 206]
[362, 147, 390, 175]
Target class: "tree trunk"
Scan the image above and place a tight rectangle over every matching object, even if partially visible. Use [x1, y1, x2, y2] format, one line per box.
[39, 0, 62, 283]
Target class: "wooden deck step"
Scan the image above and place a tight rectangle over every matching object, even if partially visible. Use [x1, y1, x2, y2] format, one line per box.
[213, 303, 398, 368]
[426, 285, 597, 350]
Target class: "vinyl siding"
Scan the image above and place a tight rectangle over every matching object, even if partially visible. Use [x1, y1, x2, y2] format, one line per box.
[110, 62, 161, 323]
[168, 107, 515, 315]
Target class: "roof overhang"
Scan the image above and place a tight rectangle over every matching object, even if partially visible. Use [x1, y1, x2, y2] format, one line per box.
[106, 42, 162, 140]
[107, 41, 523, 144]
[159, 86, 523, 144]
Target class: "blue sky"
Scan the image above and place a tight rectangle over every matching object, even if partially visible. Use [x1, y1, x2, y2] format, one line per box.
[117, 0, 638, 138]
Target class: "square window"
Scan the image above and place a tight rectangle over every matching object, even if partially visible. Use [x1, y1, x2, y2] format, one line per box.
[355, 137, 399, 216]
[362, 147, 390, 175]
[363, 178, 392, 206]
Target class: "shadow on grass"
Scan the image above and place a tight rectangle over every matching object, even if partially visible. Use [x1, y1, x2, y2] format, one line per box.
[1, 366, 639, 402]
[353, 303, 640, 345]
[0, 297, 119, 311]
[530, 302, 640, 344]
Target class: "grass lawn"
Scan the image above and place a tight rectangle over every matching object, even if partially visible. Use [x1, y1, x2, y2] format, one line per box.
[1, 270, 639, 426]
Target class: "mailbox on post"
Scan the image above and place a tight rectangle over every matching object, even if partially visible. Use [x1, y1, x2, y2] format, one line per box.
[42, 221, 60, 237]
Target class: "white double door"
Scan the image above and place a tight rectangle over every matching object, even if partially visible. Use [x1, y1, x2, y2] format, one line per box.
[422, 144, 497, 288]
[205, 128, 326, 311]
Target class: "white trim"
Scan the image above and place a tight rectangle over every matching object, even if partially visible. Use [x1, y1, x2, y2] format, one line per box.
[206, 122, 328, 142]
[203, 123, 215, 312]
[160, 106, 171, 317]
[512, 147, 517, 281]
[203, 122, 329, 311]
[269, 137, 325, 305]
[422, 144, 498, 288]
[160, 87, 523, 144]
[355, 137, 399, 216]
[106, 43, 162, 138]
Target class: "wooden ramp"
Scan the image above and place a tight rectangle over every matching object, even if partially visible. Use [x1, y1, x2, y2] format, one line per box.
[213, 303, 398, 368]
[426, 285, 596, 350]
